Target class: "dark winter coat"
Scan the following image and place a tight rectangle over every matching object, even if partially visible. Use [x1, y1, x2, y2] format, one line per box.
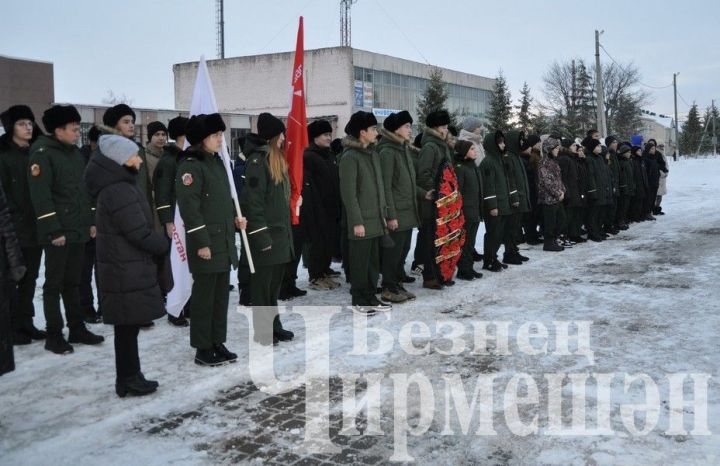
[618, 155, 636, 197]
[176, 147, 240, 273]
[585, 152, 613, 206]
[631, 154, 649, 199]
[84, 153, 169, 326]
[28, 135, 94, 244]
[239, 134, 294, 266]
[643, 149, 661, 189]
[377, 128, 420, 232]
[417, 128, 454, 220]
[520, 150, 540, 206]
[0, 135, 38, 247]
[300, 142, 341, 241]
[607, 150, 620, 195]
[537, 155, 565, 205]
[576, 157, 590, 206]
[504, 130, 532, 213]
[454, 155, 483, 222]
[479, 132, 516, 215]
[557, 151, 583, 207]
[338, 136, 387, 240]
[152, 144, 183, 225]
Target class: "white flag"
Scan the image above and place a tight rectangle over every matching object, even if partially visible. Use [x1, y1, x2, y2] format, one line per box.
[166, 55, 240, 317]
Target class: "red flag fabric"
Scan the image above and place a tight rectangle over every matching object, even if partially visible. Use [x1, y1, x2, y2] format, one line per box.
[285, 16, 307, 225]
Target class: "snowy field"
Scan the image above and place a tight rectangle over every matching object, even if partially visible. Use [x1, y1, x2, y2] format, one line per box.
[1, 156, 719, 465]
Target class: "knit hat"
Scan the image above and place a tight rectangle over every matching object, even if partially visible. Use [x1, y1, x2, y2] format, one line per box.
[448, 125, 458, 137]
[542, 136, 561, 154]
[631, 145, 642, 155]
[425, 109, 450, 128]
[1, 105, 35, 133]
[167, 116, 189, 140]
[98, 134, 138, 166]
[561, 137, 575, 148]
[618, 143, 632, 155]
[42, 105, 81, 134]
[103, 104, 136, 127]
[307, 119, 333, 140]
[146, 121, 168, 142]
[586, 128, 599, 138]
[344, 111, 377, 138]
[383, 110, 413, 132]
[605, 135, 618, 147]
[88, 125, 101, 143]
[413, 133, 423, 149]
[186, 113, 226, 145]
[583, 138, 602, 153]
[526, 134, 541, 149]
[455, 140, 473, 158]
[257, 113, 285, 141]
[647, 138, 658, 146]
[461, 116, 482, 132]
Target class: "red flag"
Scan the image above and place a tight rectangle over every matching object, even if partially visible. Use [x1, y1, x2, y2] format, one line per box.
[286, 16, 307, 225]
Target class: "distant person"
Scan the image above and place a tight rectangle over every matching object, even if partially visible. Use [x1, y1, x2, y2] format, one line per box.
[453, 140, 483, 280]
[79, 125, 102, 324]
[537, 136, 566, 252]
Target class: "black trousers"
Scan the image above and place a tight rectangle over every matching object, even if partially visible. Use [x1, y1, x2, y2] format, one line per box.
[646, 187, 659, 215]
[237, 240, 251, 304]
[189, 271, 230, 349]
[79, 238, 97, 312]
[281, 225, 305, 290]
[307, 234, 332, 281]
[381, 229, 412, 288]
[565, 205, 584, 238]
[114, 324, 140, 379]
[251, 263, 286, 338]
[616, 195, 630, 225]
[412, 227, 425, 268]
[42, 243, 85, 334]
[542, 203, 566, 241]
[0, 278, 14, 376]
[629, 196, 645, 221]
[349, 237, 379, 305]
[483, 214, 506, 262]
[522, 209, 540, 241]
[11, 246, 42, 331]
[420, 219, 441, 281]
[458, 221, 479, 274]
[503, 212, 522, 255]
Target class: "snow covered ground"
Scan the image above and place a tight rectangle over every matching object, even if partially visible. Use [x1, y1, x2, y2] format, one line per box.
[1, 156, 719, 465]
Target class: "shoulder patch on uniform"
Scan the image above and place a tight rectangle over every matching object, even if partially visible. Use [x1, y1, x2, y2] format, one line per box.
[30, 164, 41, 177]
[249, 177, 259, 188]
[181, 173, 193, 186]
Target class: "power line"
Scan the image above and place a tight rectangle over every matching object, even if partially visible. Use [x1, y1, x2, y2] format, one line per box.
[372, 0, 430, 65]
[677, 90, 692, 108]
[258, 0, 316, 53]
[598, 44, 673, 90]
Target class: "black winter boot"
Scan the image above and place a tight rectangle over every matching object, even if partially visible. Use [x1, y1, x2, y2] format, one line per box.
[543, 239, 564, 252]
[68, 325, 105, 345]
[116, 373, 157, 398]
[45, 332, 74, 354]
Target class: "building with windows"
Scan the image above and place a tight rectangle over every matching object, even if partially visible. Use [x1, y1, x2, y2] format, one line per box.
[173, 47, 495, 135]
[0, 55, 54, 130]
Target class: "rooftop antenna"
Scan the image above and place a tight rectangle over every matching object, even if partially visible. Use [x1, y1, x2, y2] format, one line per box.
[340, 0, 357, 47]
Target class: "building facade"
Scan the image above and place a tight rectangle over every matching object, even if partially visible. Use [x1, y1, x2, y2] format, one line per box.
[173, 47, 495, 135]
[0, 55, 54, 128]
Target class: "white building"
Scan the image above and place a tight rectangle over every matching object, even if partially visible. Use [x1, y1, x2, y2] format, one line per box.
[173, 47, 495, 136]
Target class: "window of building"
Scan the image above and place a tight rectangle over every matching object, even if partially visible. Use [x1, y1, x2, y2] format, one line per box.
[231, 128, 250, 159]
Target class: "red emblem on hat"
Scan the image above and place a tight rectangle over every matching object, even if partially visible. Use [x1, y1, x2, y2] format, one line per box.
[182, 173, 193, 186]
[30, 164, 41, 177]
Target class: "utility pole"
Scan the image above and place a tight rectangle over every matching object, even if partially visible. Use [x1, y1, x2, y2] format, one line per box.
[216, 0, 225, 59]
[594, 30, 607, 137]
[673, 73, 679, 157]
[713, 99, 717, 156]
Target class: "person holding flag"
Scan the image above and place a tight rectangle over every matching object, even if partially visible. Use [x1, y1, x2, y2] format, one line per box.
[240, 113, 295, 346]
[176, 113, 246, 366]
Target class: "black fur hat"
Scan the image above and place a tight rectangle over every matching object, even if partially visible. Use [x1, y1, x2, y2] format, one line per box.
[307, 119, 333, 140]
[146, 121, 168, 142]
[455, 140, 473, 158]
[42, 105, 81, 134]
[413, 132, 423, 149]
[425, 110, 450, 128]
[618, 143, 632, 155]
[330, 138, 343, 155]
[257, 113, 285, 141]
[383, 110, 413, 132]
[583, 138, 601, 153]
[103, 104, 136, 127]
[168, 116, 189, 140]
[344, 111, 377, 138]
[186, 113, 226, 145]
[88, 125, 101, 143]
[1, 105, 35, 133]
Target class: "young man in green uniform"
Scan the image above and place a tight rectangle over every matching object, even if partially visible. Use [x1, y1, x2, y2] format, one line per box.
[28, 105, 105, 354]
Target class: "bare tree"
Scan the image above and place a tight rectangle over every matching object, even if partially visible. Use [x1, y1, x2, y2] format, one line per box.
[101, 90, 134, 106]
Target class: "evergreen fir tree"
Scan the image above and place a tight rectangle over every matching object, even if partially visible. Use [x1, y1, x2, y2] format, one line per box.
[515, 82, 533, 134]
[699, 104, 719, 154]
[416, 67, 457, 129]
[680, 103, 703, 155]
[487, 70, 512, 133]
[530, 108, 551, 135]
[575, 60, 596, 133]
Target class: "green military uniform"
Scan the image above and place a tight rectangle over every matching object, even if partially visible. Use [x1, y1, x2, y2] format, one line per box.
[454, 155, 482, 275]
[153, 144, 183, 226]
[617, 150, 635, 225]
[585, 150, 612, 238]
[27, 135, 93, 334]
[0, 136, 43, 333]
[416, 128, 454, 281]
[239, 134, 293, 336]
[606, 149, 620, 229]
[377, 128, 419, 289]
[339, 136, 387, 305]
[479, 131, 517, 265]
[504, 130, 531, 261]
[176, 147, 238, 350]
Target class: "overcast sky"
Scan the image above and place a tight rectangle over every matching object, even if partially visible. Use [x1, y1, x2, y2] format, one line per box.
[3, 0, 718, 123]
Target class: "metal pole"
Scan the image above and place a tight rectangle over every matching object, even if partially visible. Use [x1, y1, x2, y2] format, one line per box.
[220, 0, 225, 59]
[713, 99, 717, 156]
[673, 73, 679, 157]
[595, 30, 607, 136]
